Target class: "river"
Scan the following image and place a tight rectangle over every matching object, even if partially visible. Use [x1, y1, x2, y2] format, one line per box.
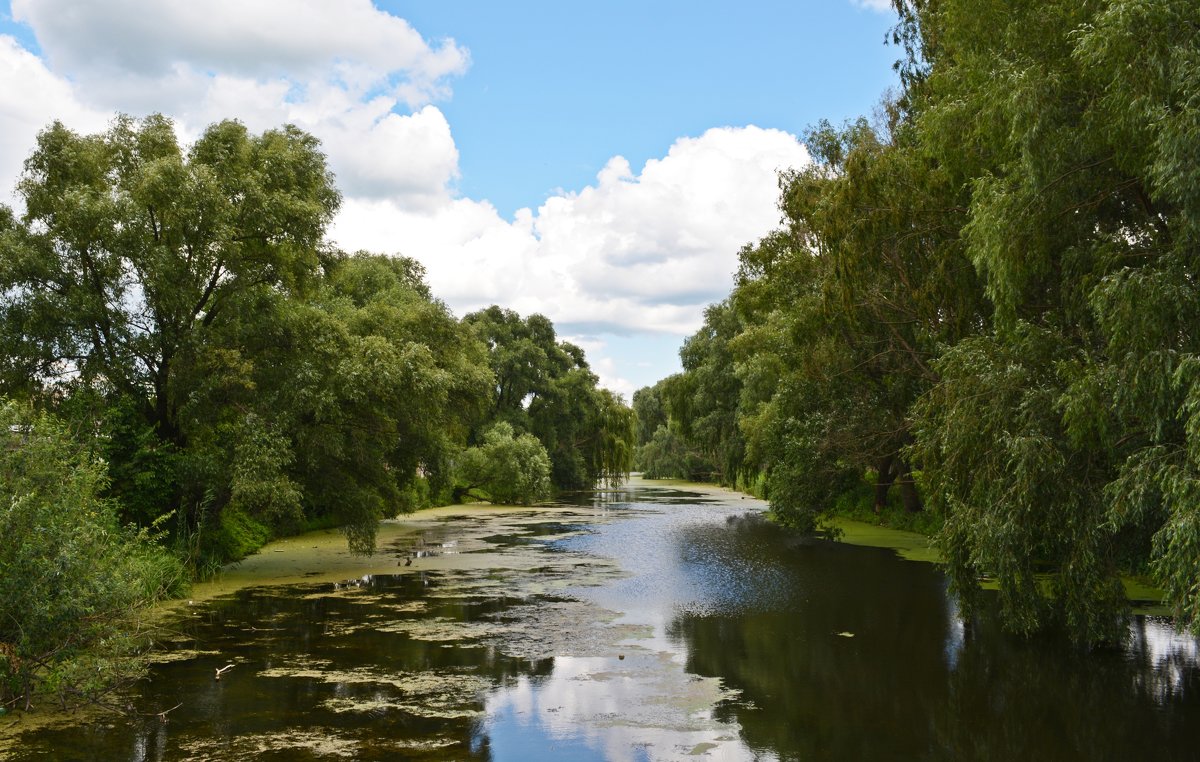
[4, 479, 1199, 760]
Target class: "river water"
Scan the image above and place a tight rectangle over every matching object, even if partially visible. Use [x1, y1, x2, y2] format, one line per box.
[4, 480, 1200, 760]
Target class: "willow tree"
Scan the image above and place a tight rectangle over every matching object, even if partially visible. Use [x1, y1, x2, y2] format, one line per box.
[0, 117, 497, 564]
[464, 306, 635, 490]
[724, 106, 981, 530]
[0, 115, 338, 442]
[665, 300, 748, 485]
[902, 0, 1200, 640]
[186, 252, 494, 556]
[0, 116, 339, 546]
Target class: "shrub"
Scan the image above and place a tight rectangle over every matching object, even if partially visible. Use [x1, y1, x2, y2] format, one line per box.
[0, 402, 185, 711]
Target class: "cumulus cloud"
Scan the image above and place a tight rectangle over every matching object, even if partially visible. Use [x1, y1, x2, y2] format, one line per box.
[331, 125, 810, 338]
[0, 2, 809, 392]
[3, 0, 467, 205]
[0, 36, 109, 206]
[10, 0, 467, 106]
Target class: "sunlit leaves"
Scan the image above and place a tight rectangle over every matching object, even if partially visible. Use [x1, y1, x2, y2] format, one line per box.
[456, 421, 552, 505]
[465, 306, 635, 492]
[0, 401, 183, 708]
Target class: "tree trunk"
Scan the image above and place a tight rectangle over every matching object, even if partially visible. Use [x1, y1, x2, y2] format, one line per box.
[874, 454, 896, 514]
[898, 463, 922, 513]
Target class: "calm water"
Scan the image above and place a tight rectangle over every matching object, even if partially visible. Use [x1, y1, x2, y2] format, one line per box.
[6, 482, 1200, 760]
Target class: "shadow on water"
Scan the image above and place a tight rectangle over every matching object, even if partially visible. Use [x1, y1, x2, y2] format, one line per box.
[662, 515, 1200, 761]
[7, 480, 1200, 760]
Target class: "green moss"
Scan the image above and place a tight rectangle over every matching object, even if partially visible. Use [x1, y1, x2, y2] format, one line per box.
[828, 517, 942, 563]
[1124, 576, 1169, 616]
[199, 509, 273, 570]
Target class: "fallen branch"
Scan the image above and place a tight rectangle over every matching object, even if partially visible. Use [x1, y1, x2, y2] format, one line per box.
[155, 702, 183, 723]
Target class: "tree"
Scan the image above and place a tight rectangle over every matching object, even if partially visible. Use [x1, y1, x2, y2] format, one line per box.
[666, 300, 748, 485]
[637, 422, 713, 481]
[0, 401, 183, 710]
[465, 306, 635, 491]
[0, 117, 500, 565]
[1, 114, 338, 443]
[902, 0, 1200, 640]
[454, 421, 552, 505]
[180, 251, 493, 556]
[0, 114, 340, 555]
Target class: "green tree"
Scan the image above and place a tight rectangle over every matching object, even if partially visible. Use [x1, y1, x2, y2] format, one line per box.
[632, 381, 668, 450]
[0, 116, 501, 566]
[900, 0, 1200, 640]
[465, 306, 634, 491]
[182, 252, 493, 556]
[1, 114, 338, 443]
[0, 401, 183, 711]
[720, 108, 981, 530]
[454, 421, 552, 505]
[664, 301, 747, 484]
[637, 422, 713, 480]
[0, 114, 340, 554]
[632, 376, 713, 480]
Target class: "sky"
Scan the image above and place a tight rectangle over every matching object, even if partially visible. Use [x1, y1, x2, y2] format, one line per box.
[0, 0, 900, 399]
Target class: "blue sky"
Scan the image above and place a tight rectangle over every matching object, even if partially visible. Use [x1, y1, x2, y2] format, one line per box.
[385, 2, 898, 217]
[0, 0, 899, 397]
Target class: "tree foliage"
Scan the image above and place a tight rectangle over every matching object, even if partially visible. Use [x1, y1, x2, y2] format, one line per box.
[0, 115, 629, 578]
[455, 421, 552, 505]
[0, 114, 636, 707]
[0, 401, 183, 710]
[633, 0, 1200, 642]
[464, 306, 634, 491]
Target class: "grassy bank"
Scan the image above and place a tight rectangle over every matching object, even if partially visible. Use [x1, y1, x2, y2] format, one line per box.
[654, 473, 1172, 617]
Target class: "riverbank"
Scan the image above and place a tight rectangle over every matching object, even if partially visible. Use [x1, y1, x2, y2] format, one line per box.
[664, 476, 1173, 616]
[7, 477, 1197, 761]
[185, 476, 1169, 614]
[179, 477, 755, 601]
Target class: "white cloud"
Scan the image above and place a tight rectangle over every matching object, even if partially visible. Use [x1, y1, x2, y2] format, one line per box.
[851, 0, 895, 12]
[328, 124, 809, 393]
[0, 36, 109, 207]
[331, 125, 810, 338]
[10, 0, 467, 106]
[1, 1, 466, 208]
[0, 3, 809, 393]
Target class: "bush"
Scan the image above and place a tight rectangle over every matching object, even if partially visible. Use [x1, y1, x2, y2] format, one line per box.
[0, 402, 185, 711]
[454, 422, 552, 505]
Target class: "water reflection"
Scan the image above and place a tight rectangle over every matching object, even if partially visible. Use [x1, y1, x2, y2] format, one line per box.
[6, 482, 1200, 761]
[481, 654, 759, 762]
[1128, 616, 1199, 705]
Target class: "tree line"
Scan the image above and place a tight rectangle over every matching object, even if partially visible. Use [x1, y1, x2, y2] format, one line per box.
[635, 0, 1200, 645]
[0, 115, 633, 709]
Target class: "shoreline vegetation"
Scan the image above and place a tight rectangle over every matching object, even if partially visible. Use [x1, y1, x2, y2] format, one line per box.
[0, 118, 634, 711]
[4, 0, 1199, 722]
[630, 0, 1200, 646]
[188, 475, 1170, 618]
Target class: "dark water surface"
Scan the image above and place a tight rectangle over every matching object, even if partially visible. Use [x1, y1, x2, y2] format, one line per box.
[5, 482, 1200, 760]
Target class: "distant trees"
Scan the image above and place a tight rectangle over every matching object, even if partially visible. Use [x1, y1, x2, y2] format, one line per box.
[0, 114, 634, 576]
[635, 0, 1200, 642]
[463, 306, 635, 492]
[633, 379, 713, 480]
